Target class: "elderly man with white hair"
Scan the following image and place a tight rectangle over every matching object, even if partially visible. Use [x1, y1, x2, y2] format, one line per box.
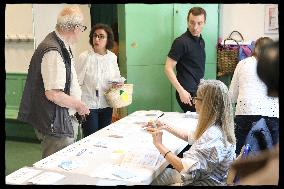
[18, 6, 90, 159]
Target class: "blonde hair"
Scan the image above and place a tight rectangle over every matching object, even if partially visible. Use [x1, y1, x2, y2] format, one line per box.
[194, 80, 236, 145]
[56, 6, 83, 32]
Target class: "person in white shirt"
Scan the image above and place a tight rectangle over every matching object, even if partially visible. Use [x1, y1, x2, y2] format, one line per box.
[76, 23, 122, 137]
[18, 6, 90, 159]
[146, 80, 236, 186]
[229, 37, 279, 155]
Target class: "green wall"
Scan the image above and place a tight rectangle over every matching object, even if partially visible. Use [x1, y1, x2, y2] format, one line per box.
[118, 4, 219, 114]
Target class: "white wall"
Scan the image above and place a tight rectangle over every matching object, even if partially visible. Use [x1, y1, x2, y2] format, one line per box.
[33, 4, 91, 63]
[33, 4, 65, 48]
[5, 4, 34, 73]
[5, 4, 279, 73]
[219, 4, 279, 41]
[5, 4, 91, 73]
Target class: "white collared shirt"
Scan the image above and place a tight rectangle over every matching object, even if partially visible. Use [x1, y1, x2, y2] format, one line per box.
[41, 31, 82, 116]
[181, 125, 236, 186]
[75, 49, 121, 109]
[229, 56, 279, 117]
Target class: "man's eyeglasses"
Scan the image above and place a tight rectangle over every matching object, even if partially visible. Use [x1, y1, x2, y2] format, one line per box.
[192, 97, 202, 104]
[93, 34, 106, 40]
[76, 24, 87, 32]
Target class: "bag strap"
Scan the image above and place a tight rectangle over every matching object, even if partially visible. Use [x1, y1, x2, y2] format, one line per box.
[229, 31, 244, 42]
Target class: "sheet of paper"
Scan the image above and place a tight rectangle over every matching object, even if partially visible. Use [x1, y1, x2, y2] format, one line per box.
[33, 155, 66, 169]
[58, 160, 83, 171]
[5, 167, 42, 184]
[77, 137, 113, 149]
[120, 149, 161, 169]
[27, 171, 65, 185]
[95, 179, 130, 186]
[56, 145, 97, 157]
[91, 164, 132, 180]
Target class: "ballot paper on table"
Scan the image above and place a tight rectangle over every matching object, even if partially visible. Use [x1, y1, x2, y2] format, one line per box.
[58, 160, 83, 171]
[120, 149, 160, 169]
[184, 111, 199, 119]
[55, 145, 97, 157]
[33, 155, 66, 169]
[27, 171, 65, 185]
[112, 168, 136, 179]
[5, 167, 42, 185]
[90, 163, 136, 180]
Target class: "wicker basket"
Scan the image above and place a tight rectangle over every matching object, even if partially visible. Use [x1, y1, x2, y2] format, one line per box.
[105, 84, 133, 108]
[217, 38, 240, 77]
[217, 31, 244, 77]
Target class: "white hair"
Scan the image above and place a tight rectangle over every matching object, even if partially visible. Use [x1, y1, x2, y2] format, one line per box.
[56, 6, 83, 32]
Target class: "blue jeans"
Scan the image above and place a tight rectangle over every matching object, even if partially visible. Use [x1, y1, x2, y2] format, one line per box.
[82, 107, 113, 137]
[235, 115, 279, 155]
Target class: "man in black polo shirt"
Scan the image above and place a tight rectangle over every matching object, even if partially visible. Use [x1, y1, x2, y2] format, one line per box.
[165, 7, 206, 112]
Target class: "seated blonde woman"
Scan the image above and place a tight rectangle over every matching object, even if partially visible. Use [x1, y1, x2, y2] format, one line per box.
[146, 79, 236, 186]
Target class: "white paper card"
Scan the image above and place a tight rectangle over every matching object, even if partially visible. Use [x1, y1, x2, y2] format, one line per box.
[28, 171, 65, 185]
[5, 167, 42, 184]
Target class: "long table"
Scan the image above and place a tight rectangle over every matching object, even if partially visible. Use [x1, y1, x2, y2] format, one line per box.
[6, 110, 198, 185]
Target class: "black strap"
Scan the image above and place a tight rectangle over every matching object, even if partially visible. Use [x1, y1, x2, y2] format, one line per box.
[52, 32, 71, 96]
[228, 31, 244, 42]
[69, 46, 73, 59]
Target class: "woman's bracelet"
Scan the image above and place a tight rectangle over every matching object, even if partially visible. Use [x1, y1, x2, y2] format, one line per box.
[164, 150, 171, 158]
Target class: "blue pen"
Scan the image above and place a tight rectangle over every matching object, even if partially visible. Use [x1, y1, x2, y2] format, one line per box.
[233, 144, 251, 184]
[242, 144, 251, 157]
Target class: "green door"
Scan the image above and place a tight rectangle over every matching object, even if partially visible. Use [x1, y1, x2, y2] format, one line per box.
[118, 4, 219, 114]
[119, 4, 173, 114]
[5, 73, 27, 119]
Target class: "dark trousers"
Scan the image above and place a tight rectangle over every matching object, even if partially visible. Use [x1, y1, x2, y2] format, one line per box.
[82, 107, 113, 137]
[235, 115, 279, 155]
[175, 91, 196, 113]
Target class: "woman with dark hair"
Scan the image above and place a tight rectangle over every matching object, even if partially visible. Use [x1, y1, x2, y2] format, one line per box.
[229, 41, 279, 185]
[229, 37, 279, 155]
[75, 23, 123, 137]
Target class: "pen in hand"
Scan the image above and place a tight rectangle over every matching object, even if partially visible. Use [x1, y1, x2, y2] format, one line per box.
[152, 113, 165, 128]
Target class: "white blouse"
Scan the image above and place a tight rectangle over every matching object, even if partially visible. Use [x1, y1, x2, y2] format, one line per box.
[75, 49, 121, 109]
[229, 56, 279, 118]
[180, 125, 236, 186]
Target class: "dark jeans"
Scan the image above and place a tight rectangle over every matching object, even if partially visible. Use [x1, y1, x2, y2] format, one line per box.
[235, 115, 279, 155]
[82, 107, 113, 137]
[176, 91, 196, 113]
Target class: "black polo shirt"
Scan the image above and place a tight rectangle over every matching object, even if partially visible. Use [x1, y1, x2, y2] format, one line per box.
[168, 29, 205, 92]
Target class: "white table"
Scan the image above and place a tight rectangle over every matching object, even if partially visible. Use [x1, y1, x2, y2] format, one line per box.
[6, 110, 198, 185]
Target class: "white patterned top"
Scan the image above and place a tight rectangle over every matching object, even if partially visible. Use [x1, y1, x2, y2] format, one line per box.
[180, 125, 236, 186]
[229, 56, 279, 117]
[75, 49, 121, 109]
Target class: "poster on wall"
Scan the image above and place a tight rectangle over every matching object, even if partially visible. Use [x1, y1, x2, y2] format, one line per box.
[264, 4, 278, 34]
